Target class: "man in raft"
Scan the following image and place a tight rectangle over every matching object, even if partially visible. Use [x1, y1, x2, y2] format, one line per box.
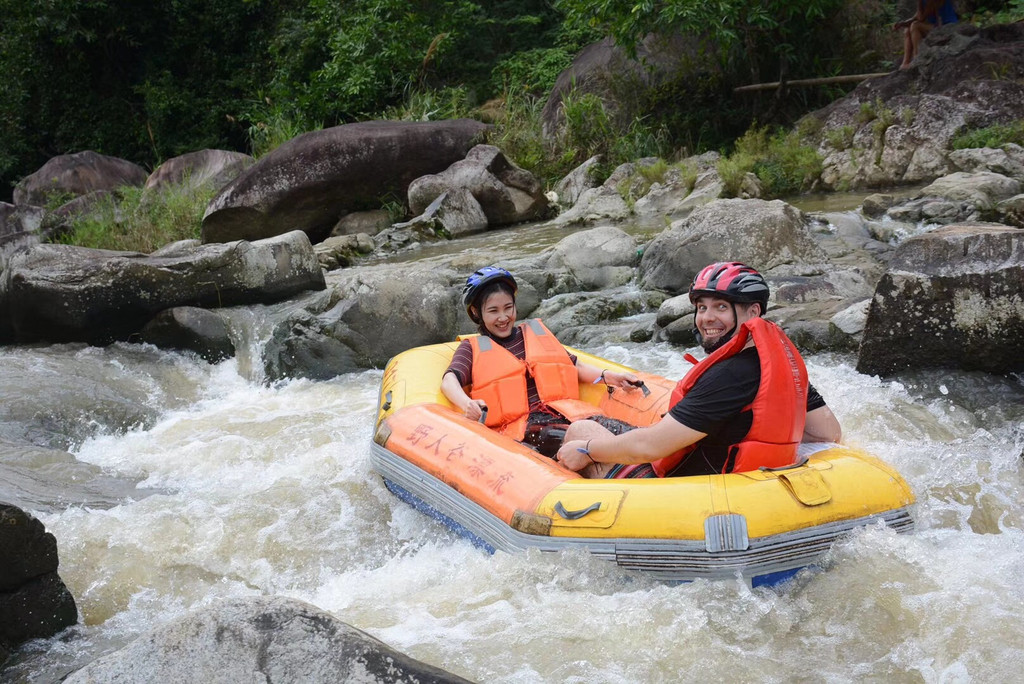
[441, 266, 643, 456]
[555, 261, 842, 478]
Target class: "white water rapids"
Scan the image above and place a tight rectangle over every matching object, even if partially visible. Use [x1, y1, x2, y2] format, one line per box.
[2, 336, 1022, 683]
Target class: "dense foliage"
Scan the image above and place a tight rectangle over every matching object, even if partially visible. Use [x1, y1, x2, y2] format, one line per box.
[0, 0, 591, 201]
[3, 0, 1021, 207]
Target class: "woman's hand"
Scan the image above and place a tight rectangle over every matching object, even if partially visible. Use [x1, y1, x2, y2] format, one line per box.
[555, 440, 592, 471]
[602, 370, 642, 390]
[463, 399, 487, 422]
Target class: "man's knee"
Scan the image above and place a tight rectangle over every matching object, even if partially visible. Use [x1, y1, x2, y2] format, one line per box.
[564, 419, 611, 441]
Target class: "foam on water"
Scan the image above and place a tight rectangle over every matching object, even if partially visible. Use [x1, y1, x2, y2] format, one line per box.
[5, 341, 1024, 682]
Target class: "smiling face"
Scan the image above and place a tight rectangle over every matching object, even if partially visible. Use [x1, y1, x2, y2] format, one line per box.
[694, 295, 760, 352]
[478, 290, 517, 338]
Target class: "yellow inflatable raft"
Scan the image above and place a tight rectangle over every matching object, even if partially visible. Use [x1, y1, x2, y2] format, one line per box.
[371, 338, 915, 586]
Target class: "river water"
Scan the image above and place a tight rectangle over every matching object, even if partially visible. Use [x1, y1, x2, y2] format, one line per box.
[2, 210, 1024, 682]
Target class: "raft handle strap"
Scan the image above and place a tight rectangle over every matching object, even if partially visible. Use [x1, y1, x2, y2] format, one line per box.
[758, 455, 809, 472]
[554, 501, 602, 520]
[478, 406, 488, 424]
[381, 391, 392, 412]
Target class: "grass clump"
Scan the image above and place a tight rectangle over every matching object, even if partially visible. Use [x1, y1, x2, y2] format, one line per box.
[952, 120, 1024, 150]
[383, 86, 475, 122]
[718, 126, 822, 198]
[489, 84, 675, 189]
[54, 182, 216, 253]
[825, 125, 856, 150]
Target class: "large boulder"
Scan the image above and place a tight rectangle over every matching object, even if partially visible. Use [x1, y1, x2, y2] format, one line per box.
[1, 230, 325, 345]
[541, 34, 716, 141]
[0, 504, 77, 667]
[407, 145, 548, 227]
[142, 149, 253, 200]
[639, 199, 830, 294]
[63, 596, 470, 684]
[542, 225, 639, 290]
[260, 264, 462, 381]
[201, 119, 489, 244]
[13, 151, 148, 207]
[857, 224, 1024, 376]
[809, 22, 1024, 190]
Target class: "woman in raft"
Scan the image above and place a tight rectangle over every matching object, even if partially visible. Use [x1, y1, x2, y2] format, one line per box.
[441, 266, 642, 456]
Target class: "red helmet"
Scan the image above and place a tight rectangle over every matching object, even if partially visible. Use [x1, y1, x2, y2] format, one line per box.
[689, 262, 769, 313]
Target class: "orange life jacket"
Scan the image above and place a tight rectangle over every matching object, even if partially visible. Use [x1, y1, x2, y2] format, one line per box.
[650, 317, 808, 476]
[467, 319, 598, 440]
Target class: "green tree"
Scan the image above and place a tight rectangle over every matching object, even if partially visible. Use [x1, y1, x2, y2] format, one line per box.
[0, 0, 297, 201]
[258, 0, 580, 128]
[555, 0, 844, 83]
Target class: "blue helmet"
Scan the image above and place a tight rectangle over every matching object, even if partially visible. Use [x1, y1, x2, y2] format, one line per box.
[462, 267, 517, 320]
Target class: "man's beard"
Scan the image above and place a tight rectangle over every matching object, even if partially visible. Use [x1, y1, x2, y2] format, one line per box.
[695, 324, 736, 354]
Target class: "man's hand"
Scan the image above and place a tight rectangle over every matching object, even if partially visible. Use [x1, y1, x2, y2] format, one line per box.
[555, 440, 592, 471]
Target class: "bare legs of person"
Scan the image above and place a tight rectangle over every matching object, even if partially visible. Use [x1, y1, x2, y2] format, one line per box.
[562, 419, 618, 478]
[901, 20, 934, 69]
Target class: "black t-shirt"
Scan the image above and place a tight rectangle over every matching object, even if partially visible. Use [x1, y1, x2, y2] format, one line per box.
[665, 347, 825, 476]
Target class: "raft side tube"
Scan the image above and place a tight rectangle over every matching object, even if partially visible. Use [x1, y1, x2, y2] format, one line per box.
[370, 441, 915, 583]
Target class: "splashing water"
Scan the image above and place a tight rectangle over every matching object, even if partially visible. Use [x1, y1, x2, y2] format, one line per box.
[2, 341, 1022, 683]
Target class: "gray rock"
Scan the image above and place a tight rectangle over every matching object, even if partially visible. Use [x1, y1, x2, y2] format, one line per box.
[0, 504, 77, 663]
[315, 233, 375, 272]
[141, 150, 253, 204]
[655, 293, 694, 328]
[830, 298, 871, 335]
[0, 504, 59, 591]
[551, 185, 631, 225]
[639, 198, 830, 294]
[544, 225, 639, 290]
[139, 307, 236, 363]
[920, 171, 1022, 211]
[64, 596, 470, 684]
[2, 230, 325, 345]
[331, 209, 393, 237]
[660, 316, 698, 345]
[261, 265, 462, 380]
[948, 144, 1024, 178]
[0, 202, 15, 237]
[407, 145, 547, 227]
[531, 288, 666, 335]
[857, 223, 1024, 376]
[401, 188, 489, 239]
[553, 155, 603, 208]
[202, 119, 489, 244]
[996, 193, 1024, 227]
[810, 23, 1024, 190]
[13, 151, 148, 207]
[862, 194, 896, 218]
[2, 204, 45, 238]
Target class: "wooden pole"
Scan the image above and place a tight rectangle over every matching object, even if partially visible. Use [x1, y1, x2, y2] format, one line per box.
[733, 73, 889, 93]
